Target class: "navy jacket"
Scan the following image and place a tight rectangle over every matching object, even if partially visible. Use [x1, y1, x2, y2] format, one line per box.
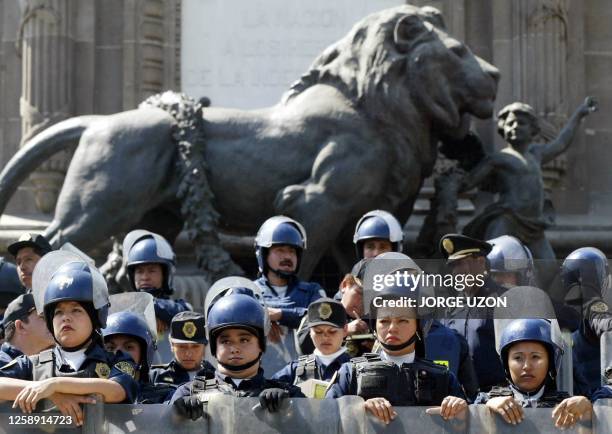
[0, 342, 23, 365]
[254, 276, 324, 329]
[0, 343, 138, 403]
[150, 359, 216, 386]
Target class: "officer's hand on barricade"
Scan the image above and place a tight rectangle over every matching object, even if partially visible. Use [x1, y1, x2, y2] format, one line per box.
[13, 379, 58, 414]
[258, 388, 289, 412]
[552, 396, 592, 429]
[485, 396, 524, 425]
[174, 396, 206, 421]
[49, 393, 96, 427]
[364, 398, 397, 425]
[426, 396, 467, 420]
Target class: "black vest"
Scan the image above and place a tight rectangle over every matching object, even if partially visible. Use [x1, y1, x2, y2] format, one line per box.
[138, 382, 177, 404]
[29, 349, 108, 381]
[295, 354, 319, 384]
[350, 353, 450, 406]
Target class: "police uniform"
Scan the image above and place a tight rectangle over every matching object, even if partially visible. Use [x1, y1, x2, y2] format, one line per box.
[6, 233, 53, 293]
[255, 276, 324, 329]
[273, 299, 351, 385]
[170, 368, 304, 404]
[0, 257, 25, 317]
[0, 343, 138, 403]
[0, 293, 37, 364]
[326, 352, 464, 404]
[150, 311, 215, 386]
[439, 234, 506, 391]
[474, 319, 572, 408]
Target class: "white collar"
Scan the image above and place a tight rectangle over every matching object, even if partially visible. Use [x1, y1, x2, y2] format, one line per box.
[313, 347, 346, 366]
[56, 347, 88, 371]
[380, 350, 415, 366]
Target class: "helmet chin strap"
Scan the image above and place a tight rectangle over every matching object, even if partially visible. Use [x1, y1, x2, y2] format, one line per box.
[218, 352, 262, 372]
[379, 333, 419, 352]
[269, 267, 296, 281]
[58, 334, 94, 352]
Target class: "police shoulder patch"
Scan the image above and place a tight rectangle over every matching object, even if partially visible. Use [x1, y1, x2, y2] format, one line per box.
[115, 360, 136, 377]
[591, 301, 609, 314]
[95, 362, 111, 379]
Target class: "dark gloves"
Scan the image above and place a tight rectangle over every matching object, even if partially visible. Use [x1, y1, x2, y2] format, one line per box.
[174, 396, 206, 421]
[258, 388, 289, 412]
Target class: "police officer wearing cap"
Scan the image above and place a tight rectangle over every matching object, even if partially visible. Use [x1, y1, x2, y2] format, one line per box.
[0, 253, 138, 426]
[353, 210, 404, 260]
[0, 257, 25, 321]
[0, 294, 53, 365]
[475, 319, 592, 429]
[7, 233, 53, 291]
[326, 277, 467, 425]
[561, 247, 612, 396]
[273, 298, 351, 387]
[150, 311, 214, 386]
[103, 311, 177, 403]
[439, 233, 507, 392]
[123, 230, 191, 334]
[171, 294, 304, 421]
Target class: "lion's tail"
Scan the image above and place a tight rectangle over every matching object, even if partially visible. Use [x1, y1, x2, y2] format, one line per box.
[0, 116, 100, 216]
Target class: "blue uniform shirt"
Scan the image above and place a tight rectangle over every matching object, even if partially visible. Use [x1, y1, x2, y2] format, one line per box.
[591, 385, 612, 402]
[326, 355, 465, 401]
[254, 276, 324, 329]
[0, 342, 24, 365]
[0, 343, 138, 403]
[272, 351, 352, 384]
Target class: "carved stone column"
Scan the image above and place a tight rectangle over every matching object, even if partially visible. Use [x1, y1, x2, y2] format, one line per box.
[17, 0, 73, 214]
[492, 0, 571, 192]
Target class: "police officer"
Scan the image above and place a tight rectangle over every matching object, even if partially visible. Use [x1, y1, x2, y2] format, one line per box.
[562, 247, 612, 396]
[150, 311, 214, 386]
[326, 277, 467, 425]
[123, 230, 191, 334]
[273, 298, 350, 392]
[476, 319, 592, 429]
[171, 294, 304, 421]
[486, 235, 535, 288]
[254, 216, 324, 372]
[103, 311, 176, 403]
[7, 233, 52, 291]
[0, 252, 138, 426]
[0, 258, 25, 321]
[439, 233, 507, 392]
[353, 210, 404, 259]
[0, 294, 53, 364]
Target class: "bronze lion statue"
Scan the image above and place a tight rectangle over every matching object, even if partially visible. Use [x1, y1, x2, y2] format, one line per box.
[0, 5, 498, 279]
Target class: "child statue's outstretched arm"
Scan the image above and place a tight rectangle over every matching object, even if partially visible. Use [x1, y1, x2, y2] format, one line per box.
[538, 97, 597, 164]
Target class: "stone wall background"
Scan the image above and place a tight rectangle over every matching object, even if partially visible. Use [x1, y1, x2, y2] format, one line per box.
[0, 0, 610, 263]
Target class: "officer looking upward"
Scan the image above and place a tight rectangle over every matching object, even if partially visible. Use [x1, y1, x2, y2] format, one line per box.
[0, 253, 138, 426]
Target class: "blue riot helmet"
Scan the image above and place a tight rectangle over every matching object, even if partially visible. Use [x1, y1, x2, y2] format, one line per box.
[0, 258, 25, 310]
[561, 247, 610, 296]
[487, 235, 534, 287]
[103, 311, 156, 375]
[499, 319, 563, 385]
[123, 230, 176, 295]
[254, 216, 307, 279]
[207, 293, 268, 358]
[353, 210, 404, 259]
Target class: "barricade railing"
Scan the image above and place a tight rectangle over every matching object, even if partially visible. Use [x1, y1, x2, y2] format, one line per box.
[1, 396, 611, 433]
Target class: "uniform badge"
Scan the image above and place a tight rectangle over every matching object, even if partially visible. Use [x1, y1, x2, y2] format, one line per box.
[591, 301, 609, 313]
[95, 363, 111, 379]
[115, 361, 136, 377]
[442, 238, 454, 254]
[318, 303, 332, 320]
[182, 321, 197, 339]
